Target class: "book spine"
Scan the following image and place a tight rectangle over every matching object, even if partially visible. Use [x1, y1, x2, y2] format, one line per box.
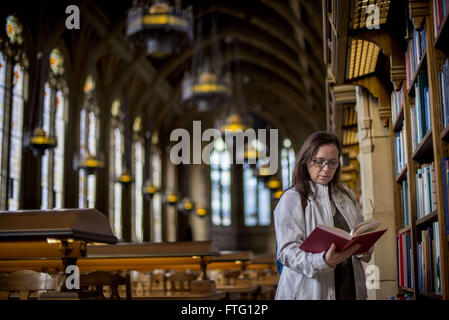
[439, 70, 446, 130]
[443, 59, 449, 126]
[431, 164, 437, 212]
[442, 158, 449, 235]
[434, 0, 438, 37]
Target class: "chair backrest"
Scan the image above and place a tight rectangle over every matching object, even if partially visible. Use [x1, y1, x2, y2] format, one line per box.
[0, 270, 57, 299]
[223, 270, 241, 285]
[164, 271, 196, 293]
[80, 271, 131, 299]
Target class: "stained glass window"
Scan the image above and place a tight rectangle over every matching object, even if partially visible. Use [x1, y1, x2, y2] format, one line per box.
[53, 90, 66, 208]
[152, 150, 162, 242]
[78, 107, 99, 209]
[133, 140, 144, 242]
[41, 82, 51, 209]
[281, 139, 295, 190]
[0, 16, 26, 210]
[8, 64, 25, 210]
[210, 138, 231, 226]
[79, 75, 98, 209]
[243, 163, 271, 226]
[111, 127, 123, 239]
[6, 15, 23, 45]
[49, 48, 64, 76]
[0, 51, 5, 195]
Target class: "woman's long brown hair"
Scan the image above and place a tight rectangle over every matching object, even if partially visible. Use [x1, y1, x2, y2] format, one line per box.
[290, 131, 347, 208]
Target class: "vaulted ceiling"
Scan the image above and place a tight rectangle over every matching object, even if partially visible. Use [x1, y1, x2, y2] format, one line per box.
[12, 0, 327, 146]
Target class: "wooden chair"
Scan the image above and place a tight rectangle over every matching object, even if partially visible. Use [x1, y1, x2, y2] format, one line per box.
[223, 270, 241, 285]
[0, 270, 57, 299]
[164, 271, 196, 293]
[79, 271, 131, 299]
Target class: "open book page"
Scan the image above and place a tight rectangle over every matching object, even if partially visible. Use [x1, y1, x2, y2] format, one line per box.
[351, 218, 381, 236]
[318, 224, 352, 240]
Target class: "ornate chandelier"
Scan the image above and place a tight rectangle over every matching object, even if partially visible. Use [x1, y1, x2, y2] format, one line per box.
[182, 70, 232, 111]
[127, 0, 193, 58]
[181, 12, 231, 111]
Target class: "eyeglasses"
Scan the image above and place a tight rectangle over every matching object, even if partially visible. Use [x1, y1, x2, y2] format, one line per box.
[311, 159, 340, 169]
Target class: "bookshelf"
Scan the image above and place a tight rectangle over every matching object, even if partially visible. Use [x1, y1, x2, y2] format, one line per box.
[323, 0, 449, 300]
[393, 0, 449, 300]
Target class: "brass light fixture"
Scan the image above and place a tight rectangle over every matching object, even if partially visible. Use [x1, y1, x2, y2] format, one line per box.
[76, 153, 104, 175]
[273, 189, 283, 200]
[181, 10, 231, 111]
[195, 207, 207, 218]
[116, 167, 134, 185]
[219, 114, 248, 133]
[25, 127, 57, 157]
[143, 180, 159, 200]
[127, 0, 193, 58]
[164, 191, 179, 205]
[178, 197, 195, 215]
[266, 176, 281, 190]
[182, 71, 232, 111]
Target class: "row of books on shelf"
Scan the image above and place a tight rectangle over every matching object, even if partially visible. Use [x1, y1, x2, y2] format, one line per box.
[442, 157, 449, 235]
[417, 222, 441, 294]
[391, 87, 404, 125]
[410, 74, 431, 151]
[406, 26, 426, 91]
[397, 231, 413, 289]
[433, 0, 449, 38]
[438, 58, 449, 131]
[394, 127, 407, 176]
[416, 162, 437, 220]
[401, 179, 410, 227]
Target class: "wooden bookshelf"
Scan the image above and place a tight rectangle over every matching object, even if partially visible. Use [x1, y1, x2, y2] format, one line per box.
[416, 210, 439, 228]
[323, 0, 449, 300]
[395, 165, 408, 183]
[399, 225, 411, 235]
[393, 107, 405, 132]
[392, 1, 449, 301]
[408, 52, 427, 97]
[419, 291, 443, 300]
[434, 10, 449, 54]
[412, 130, 433, 163]
[442, 124, 449, 142]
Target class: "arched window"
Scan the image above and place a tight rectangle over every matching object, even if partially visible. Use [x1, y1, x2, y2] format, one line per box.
[210, 138, 231, 226]
[132, 116, 144, 242]
[243, 163, 271, 226]
[281, 138, 295, 190]
[78, 75, 99, 209]
[109, 99, 124, 239]
[41, 48, 67, 209]
[151, 142, 162, 242]
[0, 15, 27, 210]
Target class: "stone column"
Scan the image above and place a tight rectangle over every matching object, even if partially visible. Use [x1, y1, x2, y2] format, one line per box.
[355, 86, 398, 300]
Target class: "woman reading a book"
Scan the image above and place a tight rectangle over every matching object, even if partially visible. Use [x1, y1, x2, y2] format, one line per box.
[274, 131, 374, 300]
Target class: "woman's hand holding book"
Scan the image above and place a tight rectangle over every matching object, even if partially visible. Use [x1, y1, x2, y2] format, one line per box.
[324, 243, 362, 268]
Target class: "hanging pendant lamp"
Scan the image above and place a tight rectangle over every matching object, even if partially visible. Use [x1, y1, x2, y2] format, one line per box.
[127, 0, 193, 58]
[116, 167, 134, 185]
[25, 127, 57, 157]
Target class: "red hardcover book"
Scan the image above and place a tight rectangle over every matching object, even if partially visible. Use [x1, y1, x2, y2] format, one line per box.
[299, 221, 387, 256]
[398, 233, 404, 287]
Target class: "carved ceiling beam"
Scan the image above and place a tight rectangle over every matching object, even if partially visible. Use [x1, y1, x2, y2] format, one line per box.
[155, 27, 323, 92]
[195, 5, 299, 55]
[80, 1, 173, 102]
[348, 29, 406, 91]
[260, 0, 322, 54]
